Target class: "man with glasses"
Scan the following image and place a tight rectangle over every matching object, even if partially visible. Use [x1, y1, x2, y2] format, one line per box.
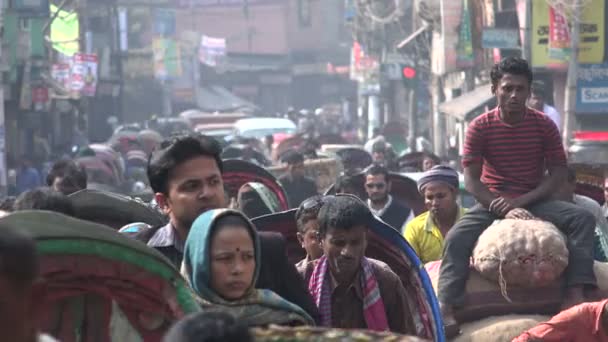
[364, 164, 413, 232]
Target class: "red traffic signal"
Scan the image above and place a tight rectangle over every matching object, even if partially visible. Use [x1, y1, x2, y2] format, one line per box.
[402, 66, 417, 79]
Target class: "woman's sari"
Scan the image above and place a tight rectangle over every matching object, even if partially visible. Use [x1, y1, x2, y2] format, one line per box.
[182, 209, 314, 327]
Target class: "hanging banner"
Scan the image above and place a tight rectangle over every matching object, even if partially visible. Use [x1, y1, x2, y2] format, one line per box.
[51, 63, 71, 90]
[153, 38, 182, 80]
[350, 41, 378, 81]
[531, 0, 605, 69]
[199, 35, 226, 67]
[71, 53, 98, 97]
[457, 0, 474, 67]
[548, 6, 571, 62]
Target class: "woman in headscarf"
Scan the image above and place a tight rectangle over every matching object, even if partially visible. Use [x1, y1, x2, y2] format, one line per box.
[182, 209, 315, 327]
[236, 182, 281, 219]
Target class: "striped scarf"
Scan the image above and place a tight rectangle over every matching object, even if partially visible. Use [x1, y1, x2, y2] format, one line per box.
[308, 255, 389, 331]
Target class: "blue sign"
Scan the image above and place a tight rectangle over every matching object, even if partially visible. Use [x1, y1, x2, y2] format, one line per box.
[577, 64, 608, 114]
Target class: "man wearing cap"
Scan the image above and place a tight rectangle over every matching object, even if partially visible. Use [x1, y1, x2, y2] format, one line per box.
[404, 165, 466, 263]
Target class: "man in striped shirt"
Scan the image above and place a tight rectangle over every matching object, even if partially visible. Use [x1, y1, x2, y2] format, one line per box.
[438, 57, 597, 337]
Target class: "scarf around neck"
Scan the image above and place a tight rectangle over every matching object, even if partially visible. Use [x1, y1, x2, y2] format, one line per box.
[308, 255, 389, 331]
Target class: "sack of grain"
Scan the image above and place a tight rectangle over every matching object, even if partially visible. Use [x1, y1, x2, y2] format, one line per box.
[425, 260, 608, 324]
[425, 260, 562, 323]
[472, 219, 568, 294]
[452, 315, 550, 342]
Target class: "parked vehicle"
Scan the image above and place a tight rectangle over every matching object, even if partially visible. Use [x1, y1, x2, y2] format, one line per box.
[233, 117, 297, 140]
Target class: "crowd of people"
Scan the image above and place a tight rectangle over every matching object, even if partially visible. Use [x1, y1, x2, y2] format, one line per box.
[1, 56, 608, 341]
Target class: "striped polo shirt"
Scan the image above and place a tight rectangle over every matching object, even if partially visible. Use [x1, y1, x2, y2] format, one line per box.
[462, 107, 566, 197]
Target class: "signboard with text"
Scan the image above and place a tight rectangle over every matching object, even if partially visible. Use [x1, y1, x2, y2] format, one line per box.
[71, 53, 98, 97]
[531, 0, 605, 69]
[482, 28, 520, 49]
[577, 64, 608, 114]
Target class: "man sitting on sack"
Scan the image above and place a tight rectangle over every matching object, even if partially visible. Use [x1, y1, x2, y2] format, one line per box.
[437, 56, 597, 337]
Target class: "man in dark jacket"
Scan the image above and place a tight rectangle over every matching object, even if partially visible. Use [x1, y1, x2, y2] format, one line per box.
[365, 164, 413, 232]
[278, 151, 318, 208]
[135, 134, 319, 321]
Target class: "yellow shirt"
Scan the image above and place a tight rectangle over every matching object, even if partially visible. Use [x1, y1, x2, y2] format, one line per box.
[403, 207, 466, 264]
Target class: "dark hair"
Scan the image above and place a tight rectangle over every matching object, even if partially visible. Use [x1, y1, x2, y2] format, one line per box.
[162, 310, 253, 342]
[365, 163, 390, 182]
[0, 223, 38, 289]
[147, 134, 223, 195]
[318, 195, 372, 238]
[296, 195, 325, 233]
[282, 151, 304, 165]
[13, 188, 75, 216]
[490, 57, 533, 88]
[46, 159, 88, 191]
[567, 165, 577, 184]
[0, 196, 16, 212]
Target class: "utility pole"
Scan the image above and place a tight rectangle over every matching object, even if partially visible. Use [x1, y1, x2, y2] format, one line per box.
[521, 0, 532, 61]
[407, 3, 418, 152]
[0, 0, 6, 196]
[562, 2, 582, 148]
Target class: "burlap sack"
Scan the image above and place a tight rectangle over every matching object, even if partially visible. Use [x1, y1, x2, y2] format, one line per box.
[472, 219, 569, 295]
[426, 260, 608, 323]
[425, 261, 562, 323]
[452, 315, 550, 342]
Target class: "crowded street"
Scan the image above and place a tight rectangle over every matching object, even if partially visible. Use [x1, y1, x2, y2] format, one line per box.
[2, 0, 608, 341]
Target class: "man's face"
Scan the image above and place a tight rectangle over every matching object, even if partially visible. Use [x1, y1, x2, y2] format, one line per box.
[0, 277, 34, 342]
[288, 161, 305, 179]
[493, 73, 530, 116]
[365, 174, 390, 204]
[52, 176, 82, 195]
[424, 182, 457, 219]
[297, 219, 323, 260]
[321, 225, 367, 282]
[527, 93, 544, 111]
[155, 156, 225, 230]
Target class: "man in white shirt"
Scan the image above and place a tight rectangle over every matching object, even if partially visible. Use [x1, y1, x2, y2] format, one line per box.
[528, 80, 561, 132]
[556, 166, 608, 259]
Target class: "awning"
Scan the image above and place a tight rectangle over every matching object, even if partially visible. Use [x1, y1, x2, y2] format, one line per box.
[195, 86, 260, 113]
[438, 84, 495, 121]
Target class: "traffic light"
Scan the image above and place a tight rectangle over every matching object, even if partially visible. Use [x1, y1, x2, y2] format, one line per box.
[401, 63, 418, 88]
